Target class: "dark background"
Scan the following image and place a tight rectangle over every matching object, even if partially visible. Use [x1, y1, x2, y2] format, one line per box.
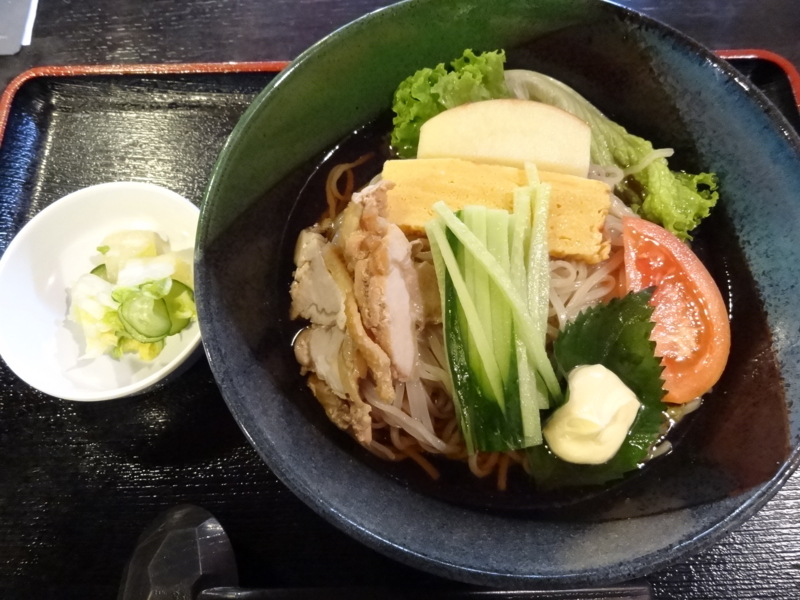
[1, 0, 800, 89]
[1, 1, 800, 599]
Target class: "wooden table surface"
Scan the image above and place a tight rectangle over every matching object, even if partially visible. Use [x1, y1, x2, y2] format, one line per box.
[1, 1, 800, 598]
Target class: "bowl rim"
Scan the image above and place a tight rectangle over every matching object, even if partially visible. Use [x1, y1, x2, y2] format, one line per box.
[197, 0, 800, 587]
[0, 181, 202, 402]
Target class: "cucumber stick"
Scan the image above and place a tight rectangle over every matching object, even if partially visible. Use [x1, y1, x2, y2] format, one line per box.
[528, 184, 552, 409]
[485, 209, 513, 381]
[463, 208, 491, 361]
[484, 208, 526, 449]
[516, 344, 543, 446]
[461, 208, 494, 400]
[528, 184, 552, 345]
[429, 221, 512, 451]
[510, 188, 532, 291]
[433, 202, 562, 402]
[525, 162, 541, 186]
[445, 264, 521, 451]
[429, 208, 533, 452]
[428, 187, 562, 452]
[426, 221, 504, 406]
[510, 187, 544, 443]
[427, 223, 473, 453]
[428, 218, 528, 452]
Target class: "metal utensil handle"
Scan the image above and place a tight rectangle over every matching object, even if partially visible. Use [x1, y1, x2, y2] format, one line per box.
[198, 582, 654, 600]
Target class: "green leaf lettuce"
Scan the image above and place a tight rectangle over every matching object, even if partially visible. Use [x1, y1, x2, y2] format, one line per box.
[391, 49, 509, 158]
[504, 69, 719, 240]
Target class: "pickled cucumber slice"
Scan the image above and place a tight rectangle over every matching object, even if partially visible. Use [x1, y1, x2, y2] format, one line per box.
[118, 295, 171, 343]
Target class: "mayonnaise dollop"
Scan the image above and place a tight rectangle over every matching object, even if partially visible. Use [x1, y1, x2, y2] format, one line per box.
[543, 364, 641, 465]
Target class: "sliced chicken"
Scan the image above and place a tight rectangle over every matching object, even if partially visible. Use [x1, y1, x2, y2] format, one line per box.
[290, 230, 346, 328]
[290, 180, 427, 439]
[295, 325, 372, 443]
[322, 245, 395, 402]
[339, 334, 368, 404]
[307, 374, 372, 444]
[332, 201, 364, 266]
[294, 326, 347, 397]
[342, 181, 424, 381]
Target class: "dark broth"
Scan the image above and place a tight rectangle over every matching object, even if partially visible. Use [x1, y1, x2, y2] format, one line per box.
[278, 117, 790, 518]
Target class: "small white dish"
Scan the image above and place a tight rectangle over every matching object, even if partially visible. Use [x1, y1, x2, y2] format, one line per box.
[0, 182, 201, 401]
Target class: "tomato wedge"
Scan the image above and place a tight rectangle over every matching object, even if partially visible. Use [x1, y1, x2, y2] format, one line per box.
[622, 217, 731, 404]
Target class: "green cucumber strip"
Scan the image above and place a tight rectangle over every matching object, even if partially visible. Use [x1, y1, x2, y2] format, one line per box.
[430, 213, 530, 452]
[90, 264, 109, 282]
[461, 207, 492, 397]
[511, 187, 532, 292]
[497, 334, 524, 450]
[486, 209, 513, 380]
[433, 202, 562, 402]
[465, 207, 505, 391]
[445, 265, 521, 451]
[119, 295, 171, 342]
[510, 188, 546, 439]
[535, 371, 549, 411]
[528, 183, 551, 344]
[434, 218, 522, 452]
[164, 279, 194, 335]
[427, 220, 449, 322]
[484, 208, 526, 448]
[453, 214, 475, 395]
[425, 220, 462, 426]
[525, 162, 541, 186]
[442, 270, 477, 453]
[462, 208, 477, 362]
[516, 341, 543, 445]
[426, 220, 505, 406]
[527, 183, 552, 409]
[487, 209, 511, 270]
[463, 207, 492, 359]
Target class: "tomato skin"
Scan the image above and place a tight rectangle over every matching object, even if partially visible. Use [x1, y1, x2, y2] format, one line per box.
[622, 217, 731, 404]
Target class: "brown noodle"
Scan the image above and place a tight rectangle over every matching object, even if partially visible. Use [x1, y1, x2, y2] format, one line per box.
[369, 396, 525, 488]
[325, 153, 374, 220]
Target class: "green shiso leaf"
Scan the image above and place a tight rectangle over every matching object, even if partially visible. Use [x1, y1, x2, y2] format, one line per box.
[391, 49, 509, 158]
[527, 290, 667, 488]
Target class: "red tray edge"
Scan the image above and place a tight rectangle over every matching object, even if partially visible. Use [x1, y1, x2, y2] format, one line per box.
[0, 61, 290, 146]
[717, 48, 800, 109]
[0, 51, 798, 148]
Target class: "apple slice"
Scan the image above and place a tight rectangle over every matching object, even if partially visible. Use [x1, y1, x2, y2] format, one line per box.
[417, 99, 591, 177]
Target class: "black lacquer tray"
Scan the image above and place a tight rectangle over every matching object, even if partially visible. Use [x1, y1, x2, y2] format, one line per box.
[0, 55, 798, 600]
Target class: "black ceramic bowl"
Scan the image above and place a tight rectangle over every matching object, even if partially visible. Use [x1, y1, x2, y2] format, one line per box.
[196, 0, 800, 587]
